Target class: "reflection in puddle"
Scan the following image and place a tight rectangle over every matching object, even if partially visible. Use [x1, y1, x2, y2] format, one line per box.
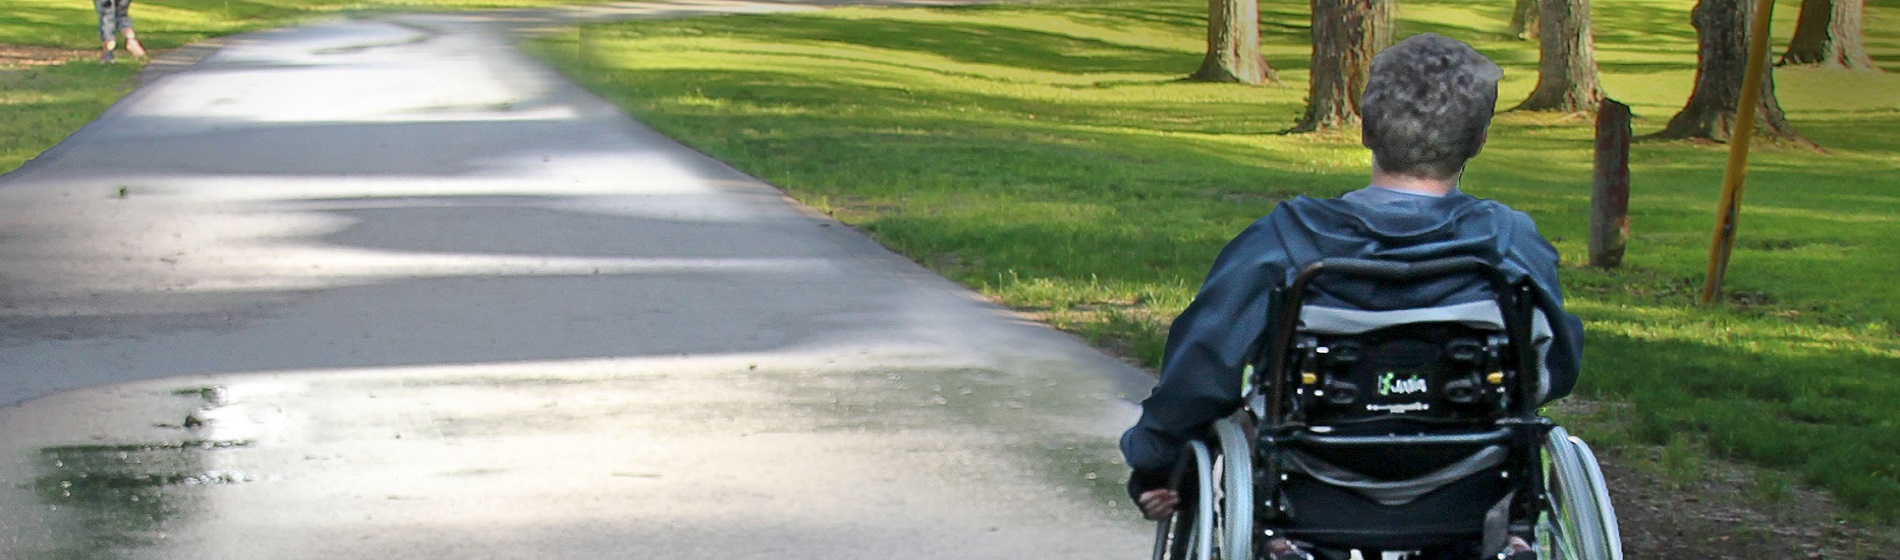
[4, 387, 255, 559]
[23, 442, 241, 557]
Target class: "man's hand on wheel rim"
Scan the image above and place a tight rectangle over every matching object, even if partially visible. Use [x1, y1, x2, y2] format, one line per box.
[1138, 488, 1179, 521]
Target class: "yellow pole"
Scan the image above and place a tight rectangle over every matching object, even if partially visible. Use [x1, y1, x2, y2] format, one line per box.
[1701, 0, 1780, 305]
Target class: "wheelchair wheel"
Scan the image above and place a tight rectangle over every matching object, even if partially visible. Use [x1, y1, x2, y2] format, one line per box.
[1571, 434, 1623, 560]
[1153, 440, 1215, 560]
[1211, 418, 1255, 560]
[1536, 427, 1623, 560]
[1153, 423, 1253, 560]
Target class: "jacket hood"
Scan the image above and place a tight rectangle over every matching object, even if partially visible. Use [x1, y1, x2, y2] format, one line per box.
[1276, 191, 1510, 273]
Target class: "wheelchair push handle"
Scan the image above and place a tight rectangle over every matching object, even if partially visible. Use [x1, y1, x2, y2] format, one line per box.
[1293, 256, 1510, 288]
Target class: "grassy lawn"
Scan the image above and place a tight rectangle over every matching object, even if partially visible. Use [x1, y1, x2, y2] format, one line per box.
[0, 62, 139, 175]
[530, 0, 1900, 520]
[0, 0, 622, 175]
[5, 0, 618, 51]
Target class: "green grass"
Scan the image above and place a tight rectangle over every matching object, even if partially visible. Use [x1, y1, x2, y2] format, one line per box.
[530, 0, 1900, 519]
[0, 0, 622, 175]
[5, 0, 619, 51]
[0, 63, 139, 175]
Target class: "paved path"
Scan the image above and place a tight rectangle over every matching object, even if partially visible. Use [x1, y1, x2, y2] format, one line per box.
[0, 4, 1155, 558]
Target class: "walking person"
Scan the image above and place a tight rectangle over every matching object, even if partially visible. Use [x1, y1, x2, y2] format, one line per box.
[95, 0, 145, 62]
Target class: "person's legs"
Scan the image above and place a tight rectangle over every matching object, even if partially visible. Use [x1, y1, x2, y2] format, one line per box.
[95, 0, 118, 61]
[122, 29, 144, 57]
[116, 0, 143, 58]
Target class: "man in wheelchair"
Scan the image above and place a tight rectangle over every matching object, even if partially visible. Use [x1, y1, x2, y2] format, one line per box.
[1120, 34, 1588, 560]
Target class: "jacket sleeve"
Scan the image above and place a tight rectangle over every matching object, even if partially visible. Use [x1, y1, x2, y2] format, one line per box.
[1121, 213, 1295, 486]
[1500, 209, 1584, 404]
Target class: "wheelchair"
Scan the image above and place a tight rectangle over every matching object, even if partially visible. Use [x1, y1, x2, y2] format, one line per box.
[1152, 257, 1621, 560]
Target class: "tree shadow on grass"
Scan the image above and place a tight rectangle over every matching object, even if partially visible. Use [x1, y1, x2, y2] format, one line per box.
[602, 65, 1302, 136]
[583, 64, 1362, 271]
[690, 12, 1195, 75]
[1067, 6, 1203, 33]
[0, 5, 101, 49]
[0, 62, 139, 175]
[1580, 326, 1900, 520]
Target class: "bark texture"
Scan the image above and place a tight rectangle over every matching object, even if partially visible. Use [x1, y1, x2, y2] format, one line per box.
[1191, 0, 1276, 83]
[1294, 0, 1385, 132]
[1779, 0, 1882, 71]
[1513, 0, 1605, 113]
[1508, 0, 1541, 39]
[1654, 0, 1811, 145]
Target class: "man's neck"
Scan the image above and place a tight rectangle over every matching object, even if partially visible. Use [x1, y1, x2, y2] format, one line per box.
[1369, 169, 1458, 196]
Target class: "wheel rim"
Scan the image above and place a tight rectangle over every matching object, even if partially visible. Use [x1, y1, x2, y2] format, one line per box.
[1542, 427, 1613, 560]
[1569, 437, 1625, 560]
[1212, 419, 1253, 560]
[1190, 441, 1216, 560]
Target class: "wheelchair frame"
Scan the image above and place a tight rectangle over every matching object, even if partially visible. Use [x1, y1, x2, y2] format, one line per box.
[1152, 257, 1622, 560]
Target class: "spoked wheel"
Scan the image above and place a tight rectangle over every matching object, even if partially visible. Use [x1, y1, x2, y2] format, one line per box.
[1153, 440, 1214, 560]
[1152, 419, 1254, 560]
[1151, 488, 1199, 560]
[1536, 426, 1624, 560]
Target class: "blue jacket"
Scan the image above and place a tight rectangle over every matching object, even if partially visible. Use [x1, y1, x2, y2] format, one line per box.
[1120, 187, 1584, 483]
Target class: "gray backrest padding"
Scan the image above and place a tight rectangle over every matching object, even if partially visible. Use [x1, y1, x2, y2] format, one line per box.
[1298, 301, 1555, 404]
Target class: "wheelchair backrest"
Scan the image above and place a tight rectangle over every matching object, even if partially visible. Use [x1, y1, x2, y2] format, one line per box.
[1254, 257, 1549, 428]
[1294, 302, 1555, 428]
[1248, 258, 1562, 550]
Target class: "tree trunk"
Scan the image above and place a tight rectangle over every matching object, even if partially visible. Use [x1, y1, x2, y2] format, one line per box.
[1371, 0, 1397, 50]
[1192, 0, 1276, 84]
[1779, 0, 1882, 71]
[1294, 0, 1384, 132]
[1513, 0, 1605, 113]
[1507, 0, 1541, 39]
[1653, 0, 1812, 145]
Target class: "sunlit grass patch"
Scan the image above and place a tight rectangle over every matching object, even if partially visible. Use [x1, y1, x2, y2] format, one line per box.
[0, 62, 138, 175]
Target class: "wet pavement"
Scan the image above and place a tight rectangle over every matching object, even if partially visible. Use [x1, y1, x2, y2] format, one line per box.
[0, 4, 1156, 558]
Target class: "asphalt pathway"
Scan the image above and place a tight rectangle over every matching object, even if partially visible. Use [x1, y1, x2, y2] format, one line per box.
[0, 4, 1156, 558]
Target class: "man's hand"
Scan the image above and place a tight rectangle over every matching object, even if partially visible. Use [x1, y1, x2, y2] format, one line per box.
[1138, 488, 1179, 520]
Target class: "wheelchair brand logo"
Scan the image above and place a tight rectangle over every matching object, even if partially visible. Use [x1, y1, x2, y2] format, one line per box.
[1377, 372, 1428, 396]
[1366, 402, 1431, 414]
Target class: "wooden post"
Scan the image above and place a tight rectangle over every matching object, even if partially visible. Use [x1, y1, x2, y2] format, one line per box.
[579, 24, 593, 70]
[1700, 0, 1779, 305]
[1590, 99, 1632, 269]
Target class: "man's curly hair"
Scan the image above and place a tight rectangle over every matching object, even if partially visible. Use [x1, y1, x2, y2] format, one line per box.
[1360, 33, 1504, 181]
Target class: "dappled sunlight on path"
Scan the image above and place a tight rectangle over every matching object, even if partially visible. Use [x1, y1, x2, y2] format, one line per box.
[0, 5, 1153, 558]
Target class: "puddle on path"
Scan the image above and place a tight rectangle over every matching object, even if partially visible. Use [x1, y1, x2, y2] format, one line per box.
[0, 359, 1148, 559]
[1, 386, 254, 559]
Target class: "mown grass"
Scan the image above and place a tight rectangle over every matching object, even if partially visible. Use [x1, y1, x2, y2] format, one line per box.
[0, 0, 620, 175]
[531, 0, 1900, 519]
[5, 0, 618, 51]
[0, 63, 139, 175]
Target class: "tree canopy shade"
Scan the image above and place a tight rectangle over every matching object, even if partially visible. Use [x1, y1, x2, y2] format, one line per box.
[1191, 0, 1276, 83]
[1513, 0, 1605, 113]
[1293, 0, 1391, 132]
[1780, 0, 1882, 71]
[1653, 0, 1812, 146]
